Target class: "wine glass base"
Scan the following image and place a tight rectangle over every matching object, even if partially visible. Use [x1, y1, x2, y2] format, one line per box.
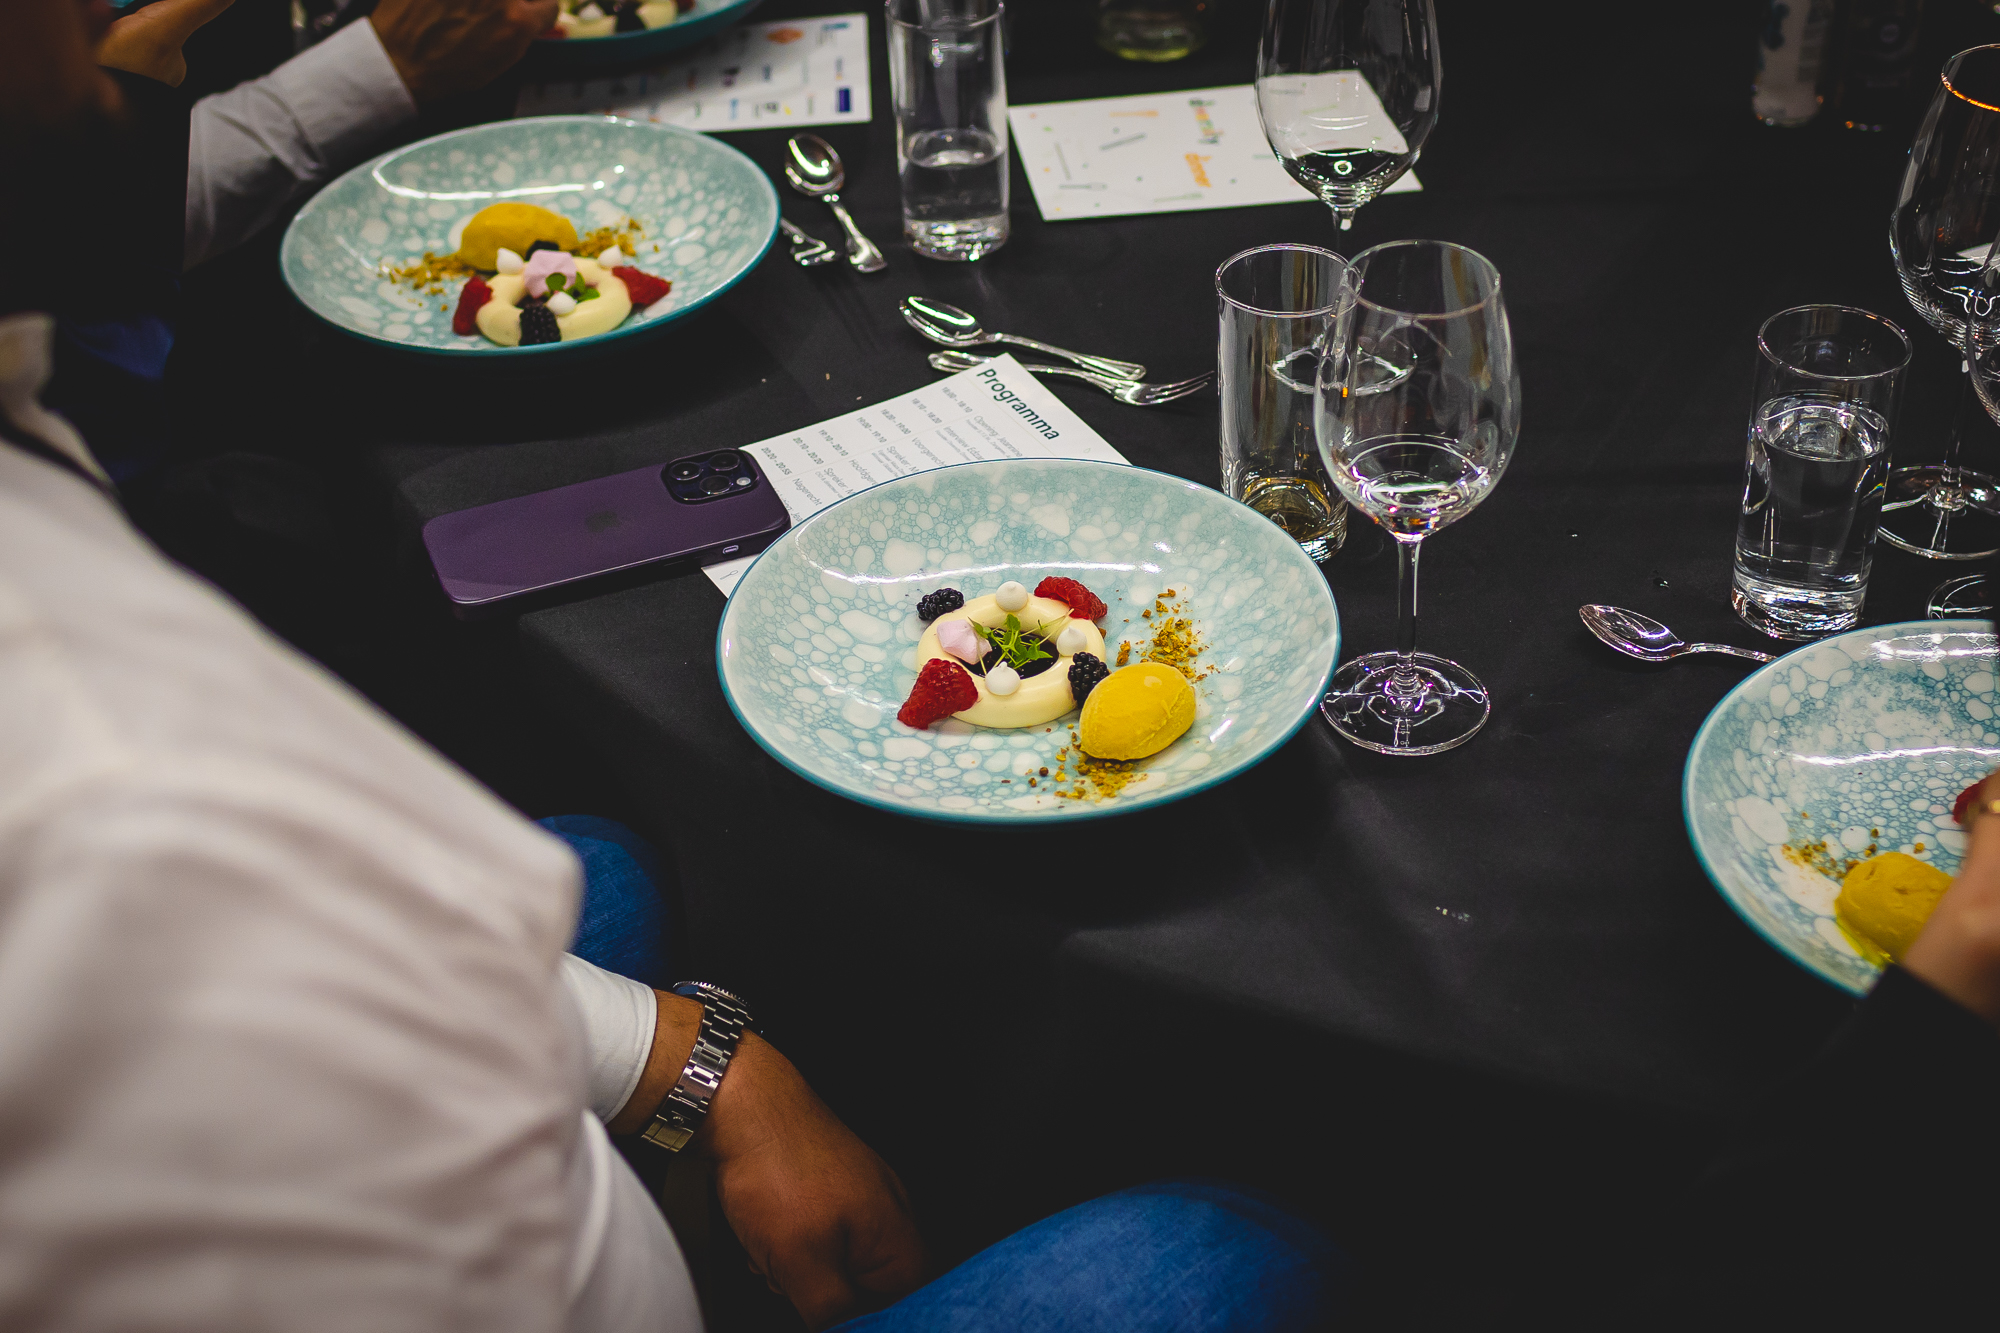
[1928, 573, 1993, 619]
[1876, 465, 2000, 559]
[1320, 651, 1490, 756]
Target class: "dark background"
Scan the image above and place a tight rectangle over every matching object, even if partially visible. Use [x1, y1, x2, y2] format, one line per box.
[147, 0, 2000, 1325]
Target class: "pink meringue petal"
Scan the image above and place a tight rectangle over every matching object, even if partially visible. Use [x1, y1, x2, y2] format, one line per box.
[937, 618, 982, 664]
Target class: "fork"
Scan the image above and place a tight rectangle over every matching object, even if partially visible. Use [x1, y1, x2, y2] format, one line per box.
[926, 351, 1213, 406]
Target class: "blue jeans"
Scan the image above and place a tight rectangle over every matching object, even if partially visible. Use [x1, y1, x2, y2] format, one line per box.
[542, 815, 673, 988]
[544, 819, 1345, 1332]
[832, 1180, 1345, 1333]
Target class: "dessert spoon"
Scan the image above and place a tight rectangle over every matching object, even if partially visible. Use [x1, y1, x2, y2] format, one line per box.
[903, 296, 1148, 382]
[780, 218, 837, 266]
[1579, 604, 1775, 663]
[927, 350, 1212, 406]
[783, 136, 886, 273]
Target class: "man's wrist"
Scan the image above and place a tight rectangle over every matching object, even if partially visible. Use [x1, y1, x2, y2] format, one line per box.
[605, 991, 703, 1136]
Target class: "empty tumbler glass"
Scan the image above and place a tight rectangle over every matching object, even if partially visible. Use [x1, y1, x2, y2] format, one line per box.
[887, 0, 1009, 261]
[1733, 305, 1912, 639]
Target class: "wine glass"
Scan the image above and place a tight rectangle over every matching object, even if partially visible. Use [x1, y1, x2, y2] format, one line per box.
[1255, 0, 1440, 233]
[1885, 43, 2000, 559]
[1314, 240, 1518, 755]
[1931, 235, 2000, 617]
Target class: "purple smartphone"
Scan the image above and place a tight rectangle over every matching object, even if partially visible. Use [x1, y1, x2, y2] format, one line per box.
[421, 449, 789, 613]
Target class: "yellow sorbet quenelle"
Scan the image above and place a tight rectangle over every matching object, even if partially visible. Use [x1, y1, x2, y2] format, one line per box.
[456, 203, 578, 270]
[1834, 851, 1955, 965]
[1079, 661, 1196, 761]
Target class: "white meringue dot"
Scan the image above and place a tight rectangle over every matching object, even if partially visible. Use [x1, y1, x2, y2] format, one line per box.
[995, 581, 1029, 612]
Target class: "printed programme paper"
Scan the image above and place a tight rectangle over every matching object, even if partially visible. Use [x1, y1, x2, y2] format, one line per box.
[516, 13, 870, 132]
[1009, 83, 1419, 222]
[704, 355, 1129, 594]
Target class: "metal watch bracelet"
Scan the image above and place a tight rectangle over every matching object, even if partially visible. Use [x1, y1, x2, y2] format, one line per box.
[639, 982, 756, 1154]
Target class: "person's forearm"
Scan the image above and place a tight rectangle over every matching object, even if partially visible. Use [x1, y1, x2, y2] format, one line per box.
[184, 19, 415, 268]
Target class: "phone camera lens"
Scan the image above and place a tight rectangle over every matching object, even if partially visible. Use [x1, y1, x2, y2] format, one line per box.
[734, 476, 752, 486]
[707, 451, 743, 472]
[668, 461, 703, 483]
[700, 474, 733, 495]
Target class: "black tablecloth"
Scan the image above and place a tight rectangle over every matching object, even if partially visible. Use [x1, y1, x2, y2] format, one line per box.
[162, 0, 2000, 1318]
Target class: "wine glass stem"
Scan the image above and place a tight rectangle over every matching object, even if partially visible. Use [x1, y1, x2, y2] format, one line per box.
[1332, 205, 1354, 232]
[1391, 534, 1423, 696]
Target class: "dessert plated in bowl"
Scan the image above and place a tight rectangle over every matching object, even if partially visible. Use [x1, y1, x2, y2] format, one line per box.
[280, 116, 777, 358]
[1683, 621, 2000, 993]
[717, 458, 1342, 823]
[527, 0, 766, 70]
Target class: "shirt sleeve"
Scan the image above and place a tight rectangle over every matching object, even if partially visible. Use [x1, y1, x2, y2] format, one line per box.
[1673, 966, 2000, 1322]
[558, 954, 660, 1122]
[185, 18, 417, 269]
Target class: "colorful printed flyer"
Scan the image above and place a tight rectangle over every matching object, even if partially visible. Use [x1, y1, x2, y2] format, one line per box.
[516, 13, 871, 132]
[1008, 83, 1420, 222]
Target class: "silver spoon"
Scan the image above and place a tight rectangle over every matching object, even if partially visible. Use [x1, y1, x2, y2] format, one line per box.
[1579, 604, 1775, 663]
[780, 218, 837, 267]
[927, 350, 1212, 406]
[783, 135, 886, 273]
[903, 296, 1149, 382]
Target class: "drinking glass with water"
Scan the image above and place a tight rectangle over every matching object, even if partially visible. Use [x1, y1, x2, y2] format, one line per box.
[887, 0, 1008, 261]
[1732, 305, 1912, 640]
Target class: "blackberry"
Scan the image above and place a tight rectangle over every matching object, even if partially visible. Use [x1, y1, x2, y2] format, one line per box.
[518, 300, 561, 346]
[1068, 651, 1109, 705]
[614, 0, 644, 31]
[525, 239, 565, 258]
[916, 587, 964, 621]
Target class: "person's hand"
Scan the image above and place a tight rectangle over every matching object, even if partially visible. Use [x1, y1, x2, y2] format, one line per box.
[609, 995, 926, 1329]
[370, 0, 559, 105]
[1905, 769, 2000, 1025]
[704, 1035, 927, 1328]
[97, 0, 236, 87]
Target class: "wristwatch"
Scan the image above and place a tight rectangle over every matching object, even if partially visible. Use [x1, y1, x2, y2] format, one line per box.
[639, 981, 756, 1153]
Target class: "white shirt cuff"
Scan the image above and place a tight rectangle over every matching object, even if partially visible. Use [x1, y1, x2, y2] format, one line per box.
[266, 18, 418, 166]
[557, 954, 658, 1123]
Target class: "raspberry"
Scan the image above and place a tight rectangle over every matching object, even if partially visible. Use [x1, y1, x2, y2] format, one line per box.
[917, 588, 964, 621]
[1067, 652, 1109, 707]
[1954, 779, 1988, 825]
[614, 265, 672, 307]
[897, 658, 978, 729]
[1034, 576, 1107, 621]
[518, 300, 561, 346]
[452, 274, 492, 336]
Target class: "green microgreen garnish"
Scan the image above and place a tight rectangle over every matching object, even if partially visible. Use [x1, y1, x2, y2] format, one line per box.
[971, 614, 1054, 670]
[578, 285, 600, 301]
[547, 272, 569, 293]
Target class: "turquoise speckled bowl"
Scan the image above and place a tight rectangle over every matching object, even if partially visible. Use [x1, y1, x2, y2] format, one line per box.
[716, 459, 1342, 823]
[525, 0, 767, 71]
[1684, 621, 2000, 993]
[280, 116, 777, 358]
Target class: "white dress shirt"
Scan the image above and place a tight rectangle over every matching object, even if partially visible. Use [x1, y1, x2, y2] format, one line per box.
[186, 19, 418, 268]
[0, 312, 697, 1332]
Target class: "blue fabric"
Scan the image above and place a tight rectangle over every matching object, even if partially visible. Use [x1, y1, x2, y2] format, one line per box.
[832, 1180, 1346, 1333]
[540, 815, 672, 988]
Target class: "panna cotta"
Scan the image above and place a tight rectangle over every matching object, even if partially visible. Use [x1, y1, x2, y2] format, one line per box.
[915, 593, 1106, 728]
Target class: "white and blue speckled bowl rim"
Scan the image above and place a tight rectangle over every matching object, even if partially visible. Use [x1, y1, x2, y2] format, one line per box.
[1680, 618, 1996, 994]
[714, 458, 1344, 824]
[278, 115, 779, 359]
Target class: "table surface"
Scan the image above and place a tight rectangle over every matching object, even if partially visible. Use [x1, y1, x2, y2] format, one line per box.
[163, 0, 2000, 1315]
